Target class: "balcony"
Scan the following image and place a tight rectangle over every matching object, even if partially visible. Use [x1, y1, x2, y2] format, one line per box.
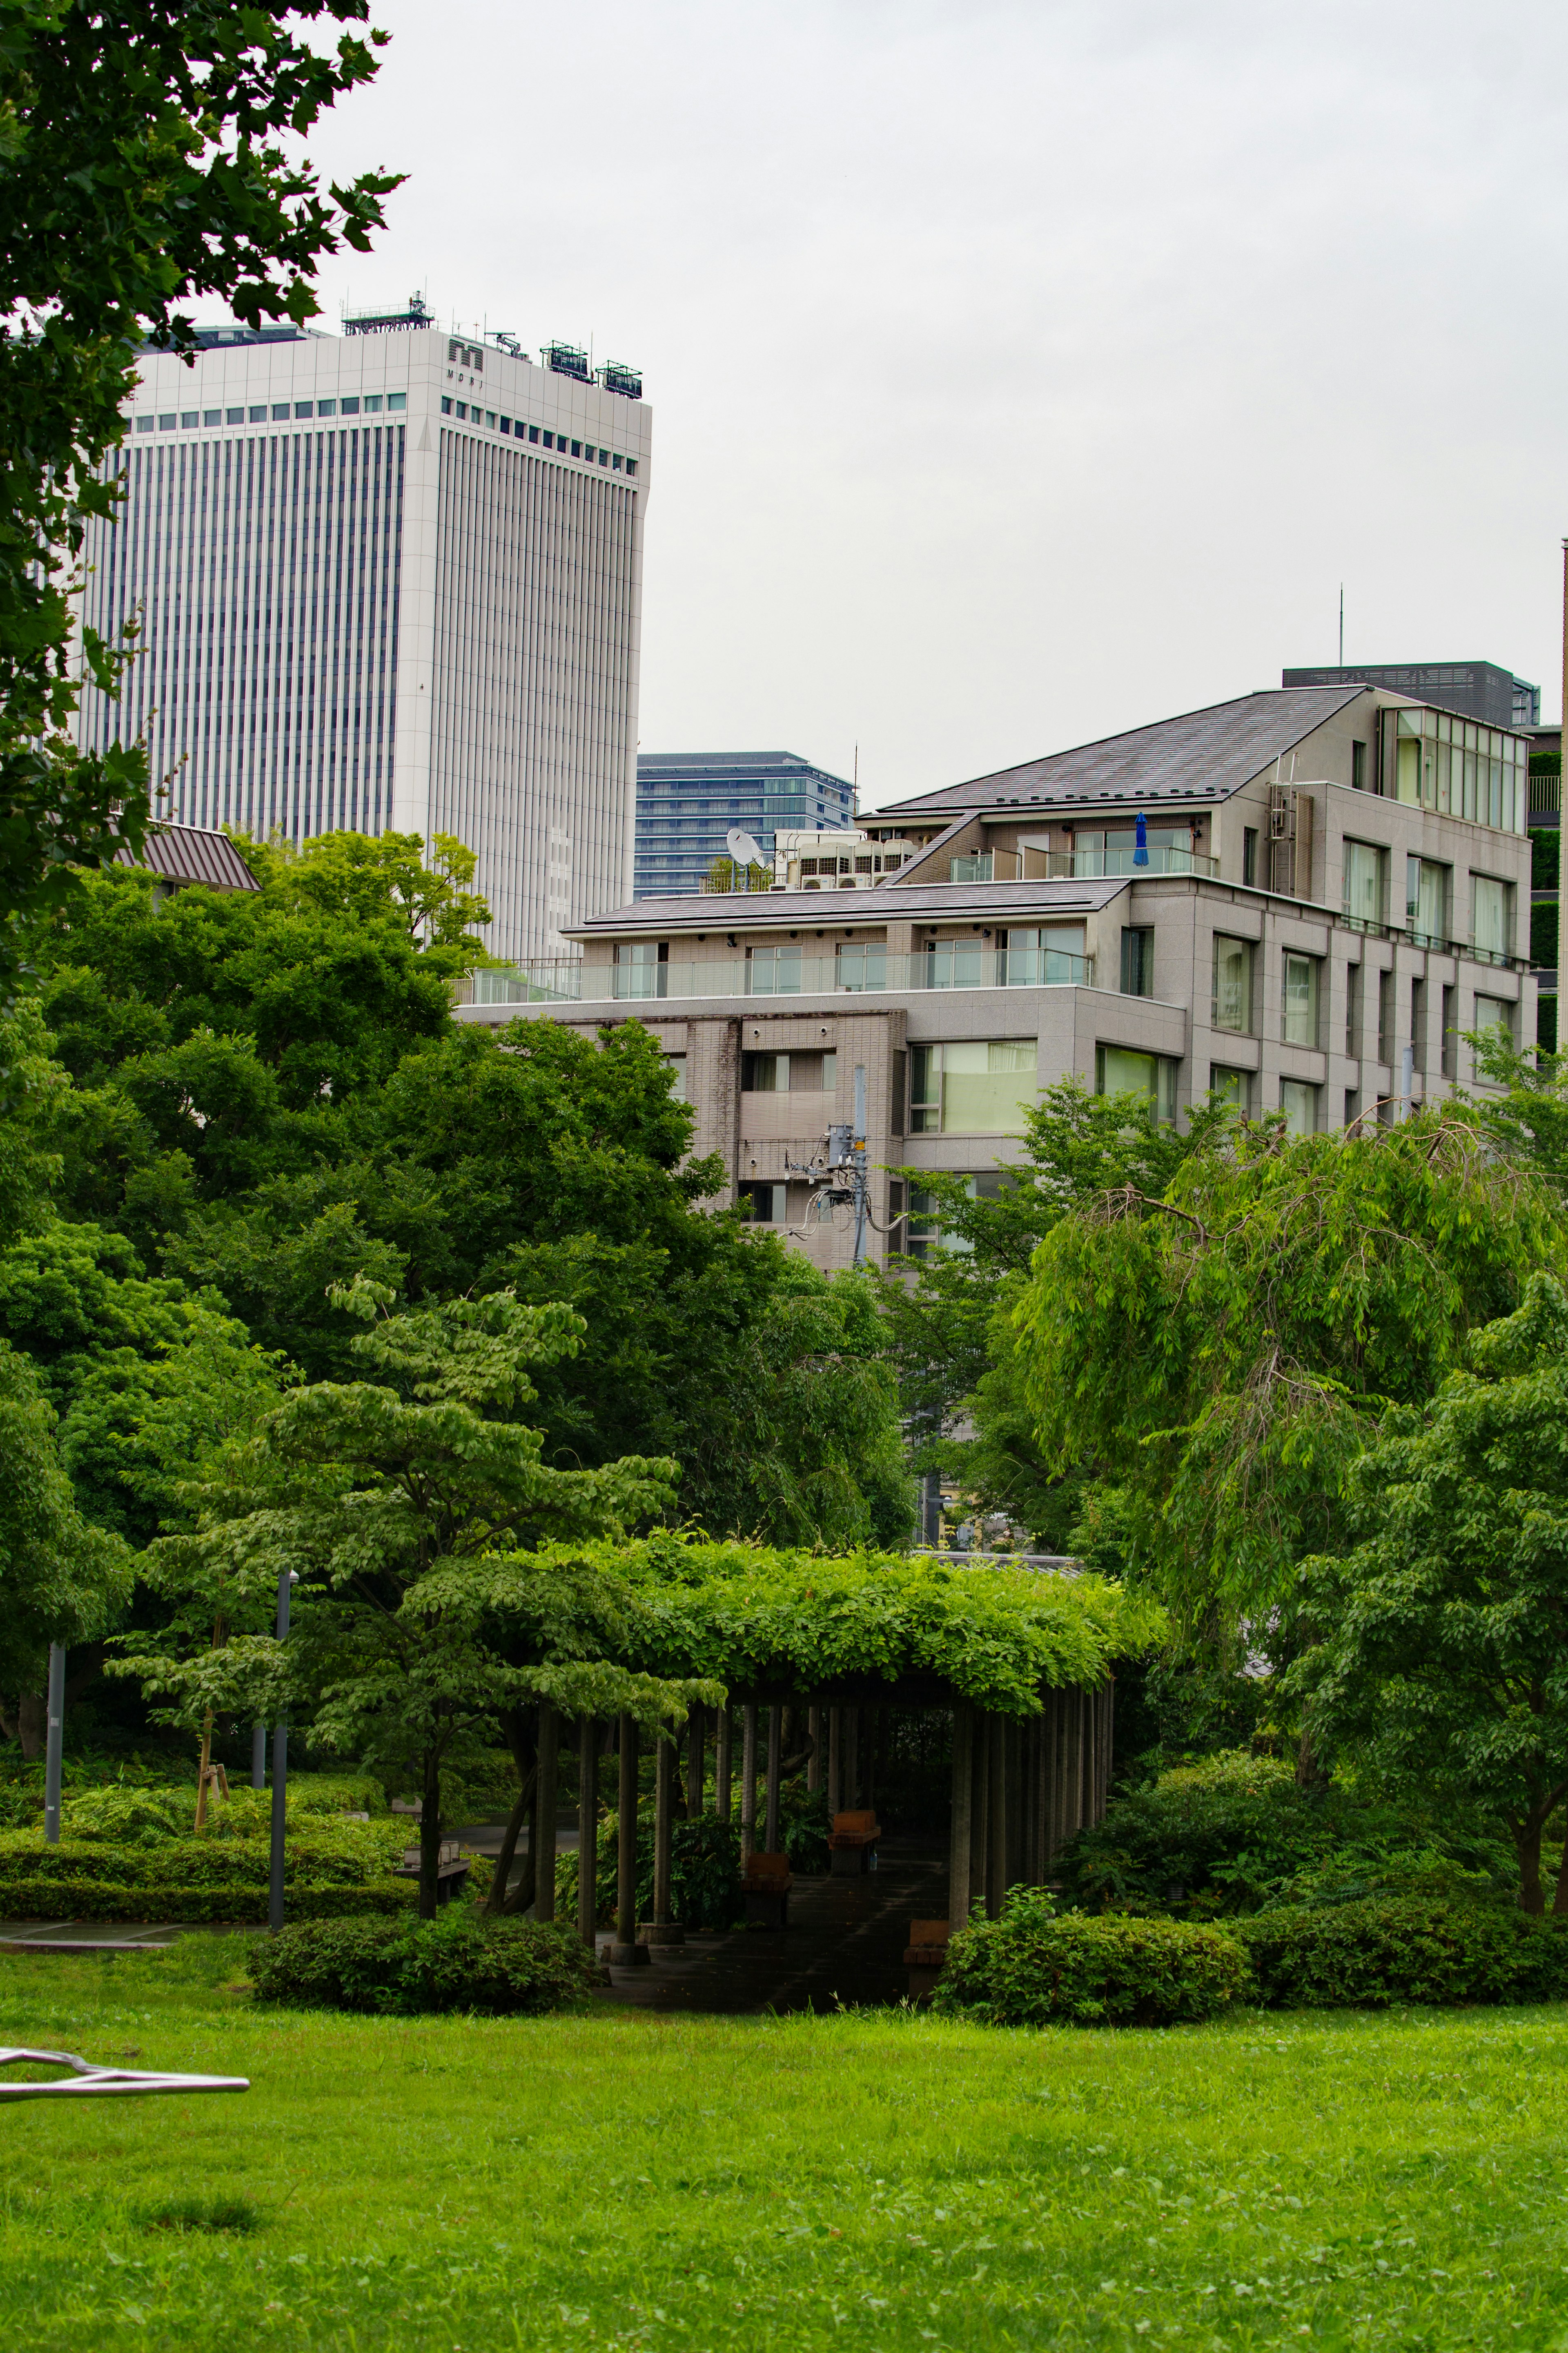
[473, 946, 1095, 1006]
[947, 848, 1218, 883]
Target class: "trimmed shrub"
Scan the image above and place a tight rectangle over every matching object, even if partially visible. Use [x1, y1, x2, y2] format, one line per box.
[1238, 1897, 1568, 2010]
[0, 1822, 411, 1923]
[932, 1893, 1246, 2027]
[247, 1909, 600, 2015]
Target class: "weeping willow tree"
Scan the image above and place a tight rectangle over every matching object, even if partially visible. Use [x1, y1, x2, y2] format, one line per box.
[1012, 1104, 1565, 1644]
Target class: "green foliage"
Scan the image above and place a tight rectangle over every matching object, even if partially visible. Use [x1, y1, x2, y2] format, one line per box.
[1014, 1105, 1563, 1630]
[562, 1531, 1165, 1715]
[0, 1816, 411, 1923]
[933, 1891, 1246, 2026]
[0, 1334, 132, 1695]
[0, 0, 399, 986]
[1290, 1269, 1568, 1915]
[1058, 1751, 1514, 1920]
[58, 1784, 186, 1843]
[246, 1909, 598, 2014]
[1236, 1898, 1568, 2010]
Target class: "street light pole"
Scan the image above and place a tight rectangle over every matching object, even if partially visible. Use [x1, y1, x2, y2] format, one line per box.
[43, 1644, 65, 1844]
[267, 1569, 296, 1935]
[1558, 539, 1568, 1058]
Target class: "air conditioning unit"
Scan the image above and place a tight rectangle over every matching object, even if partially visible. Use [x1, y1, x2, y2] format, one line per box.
[1267, 785, 1314, 899]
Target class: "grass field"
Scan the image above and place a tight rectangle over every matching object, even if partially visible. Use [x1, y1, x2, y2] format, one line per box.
[2, 1938, 1567, 2352]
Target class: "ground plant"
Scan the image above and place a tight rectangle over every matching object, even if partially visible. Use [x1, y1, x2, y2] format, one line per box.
[3, 1938, 1568, 2350]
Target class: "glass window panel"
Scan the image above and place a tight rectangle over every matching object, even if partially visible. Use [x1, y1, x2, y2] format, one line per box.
[910, 1044, 940, 1132]
[1472, 876, 1510, 959]
[1283, 953, 1319, 1046]
[665, 1056, 686, 1102]
[1280, 1079, 1317, 1136]
[1342, 839, 1385, 928]
[747, 944, 802, 995]
[1211, 1066, 1250, 1113]
[938, 1039, 1036, 1132]
[836, 943, 888, 993]
[1212, 935, 1252, 1031]
[1405, 858, 1447, 944]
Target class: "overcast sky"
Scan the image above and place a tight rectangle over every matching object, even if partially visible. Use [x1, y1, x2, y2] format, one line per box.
[305, 0, 1568, 810]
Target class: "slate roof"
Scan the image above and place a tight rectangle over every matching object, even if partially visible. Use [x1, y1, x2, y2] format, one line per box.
[872, 686, 1365, 819]
[116, 822, 260, 892]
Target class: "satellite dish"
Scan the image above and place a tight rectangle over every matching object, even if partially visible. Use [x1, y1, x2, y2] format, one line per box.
[726, 826, 767, 871]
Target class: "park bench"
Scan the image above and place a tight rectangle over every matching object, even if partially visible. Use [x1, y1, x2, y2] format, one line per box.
[827, 1808, 881, 1876]
[903, 1917, 951, 2004]
[394, 1839, 472, 1903]
[740, 1850, 793, 1929]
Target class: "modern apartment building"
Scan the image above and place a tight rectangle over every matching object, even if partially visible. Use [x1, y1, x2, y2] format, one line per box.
[71, 308, 652, 962]
[635, 752, 855, 898]
[1283, 661, 1539, 732]
[460, 686, 1534, 1270]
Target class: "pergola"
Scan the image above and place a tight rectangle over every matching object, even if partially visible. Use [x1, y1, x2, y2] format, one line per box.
[515, 1537, 1155, 1969]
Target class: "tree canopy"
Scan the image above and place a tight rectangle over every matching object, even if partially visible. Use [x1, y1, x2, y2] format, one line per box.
[1290, 1271, 1568, 1915]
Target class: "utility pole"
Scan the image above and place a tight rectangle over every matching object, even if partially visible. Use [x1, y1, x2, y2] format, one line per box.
[1558, 540, 1568, 1058]
[267, 1569, 296, 1934]
[1338, 584, 1344, 667]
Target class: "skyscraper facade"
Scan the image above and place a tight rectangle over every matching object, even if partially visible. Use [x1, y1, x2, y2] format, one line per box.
[634, 751, 855, 897]
[72, 311, 651, 961]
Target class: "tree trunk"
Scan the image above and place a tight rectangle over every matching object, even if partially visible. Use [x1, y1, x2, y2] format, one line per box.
[485, 1764, 538, 1917]
[418, 1748, 442, 1920]
[17, 1691, 45, 1761]
[1515, 1811, 1548, 1916]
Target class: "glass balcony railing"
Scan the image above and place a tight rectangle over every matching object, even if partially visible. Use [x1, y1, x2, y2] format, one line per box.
[472, 948, 1095, 1006]
[1040, 847, 1219, 880]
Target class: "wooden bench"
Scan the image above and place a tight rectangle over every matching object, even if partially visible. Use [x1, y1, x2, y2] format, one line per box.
[740, 1851, 793, 1929]
[394, 1840, 472, 1905]
[903, 1917, 951, 2004]
[827, 1809, 881, 1876]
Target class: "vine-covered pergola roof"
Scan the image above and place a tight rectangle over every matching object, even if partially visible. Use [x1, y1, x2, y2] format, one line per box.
[530, 1536, 1165, 1716]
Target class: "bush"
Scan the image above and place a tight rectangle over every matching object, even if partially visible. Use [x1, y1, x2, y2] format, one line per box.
[60, 1786, 188, 1844]
[1059, 1750, 1515, 1918]
[247, 1908, 600, 2014]
[932, 1891, 1246, 2027]
[0, 1821, 411, 1923]
[1238, 1898, 1568, 2010]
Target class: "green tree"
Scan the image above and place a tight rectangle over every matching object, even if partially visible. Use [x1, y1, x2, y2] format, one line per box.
[1012, 1105, 1564, 1637]
[1289, 1272, 1568, 1914]
[119, 1281, 696, 1914]
[0, 1336, 131, 1744]
[0, 0, 400, 988]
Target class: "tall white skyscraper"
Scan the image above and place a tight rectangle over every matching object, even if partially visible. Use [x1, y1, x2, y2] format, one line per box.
[73, 303, 651, 959]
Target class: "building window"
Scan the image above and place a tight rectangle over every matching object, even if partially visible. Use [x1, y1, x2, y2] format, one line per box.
[1472, 875, 1512, 963]
[665, 1055, 686, 1102]
[739, 1182, 788, 1224]
[742, 1050, 836, 1092]
[612, 453, 623, 470]
[272, 404, 289, 419]
[612, 940, 668, 999]
[837, 943, 888, 992]
[1280, 1079, 1318, 1135]
[1406, 856, 1448, 947]
[1342, 839, 1387, 931]
[1351, 740, 1368, 791]
[570, 438, 582, 457]
[364, 394, 383, 412]
[317, 399, 336, 417]
[1378, 968, 1394, 1062]
[1210, 1066, 1250, 1113]
[1095, 1044, 1178, 1123]
[1211, 935, 1252, 1032]
[487, 411, 497, 428]
[626, 458, 637, 476]
[1344, 1087, 1361, 1129]
[224, 406, 243, 424]
[294, 402, 312, 418]
[542, 430, 554, 448]
[910, 1041, 1036, 1134]
[387, 393, 405, 410]
[1282, 952, 1320, 1047]
[1441, 984, 1457, 1078]
[1243, 827, 1258, 886]
[454, 401, 467, 420]
[1473, 995, 1515, 1046]
[159, 413, 176, 429]
[1121, 927, 1154, 997]
[203, 408, 221, 426]
[904, 1173, 1009, 1261]
[180, 410, 197, 427]
[746, 944, 802, 996]
[1410, 976, 1426, 1072]
[441, 397, 453, 415]
[341, 397, 360, 415]
[136, 416, 154, 431]
[1345, 961, 1362, 1057]
[1003, 924, 1087, 984]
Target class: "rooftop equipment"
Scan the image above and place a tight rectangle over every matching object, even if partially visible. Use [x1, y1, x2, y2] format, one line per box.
[600, 361, 643, 399]
[545, 341, 591, 381]
[343, 292, 434, 336]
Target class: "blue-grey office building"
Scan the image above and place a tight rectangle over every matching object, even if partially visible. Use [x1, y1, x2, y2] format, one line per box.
[634, 751, 855, 897]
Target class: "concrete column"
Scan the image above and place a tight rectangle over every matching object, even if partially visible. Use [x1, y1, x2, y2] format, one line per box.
[44, 1644, 65, 1845]
[827, 1706, 842, 1815]
[715, 1704, 733, 1820]
[612, 1713, 646, 1967]
[653, 1733, 675, 1925]
[577, 1713, 597, 1948]
[971, 1712, 990, 1916]
[764, 1702, 783, 1853]
[535, 1701, 559, 1922]
[806, 1704, 822, 1793]
[947, 1701, 973, 1929]
[740, 1701, 758, 1864]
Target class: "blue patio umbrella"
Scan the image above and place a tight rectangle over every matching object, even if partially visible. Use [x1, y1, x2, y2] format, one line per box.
[1134, 811, 1149, 866]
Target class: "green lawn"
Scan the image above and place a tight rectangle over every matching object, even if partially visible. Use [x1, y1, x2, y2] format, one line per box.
[2, 1939, 1567, 2351]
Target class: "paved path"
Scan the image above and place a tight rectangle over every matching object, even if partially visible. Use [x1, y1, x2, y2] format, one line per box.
[597, 1847, 945, 2015]
[0, 1920, 202, 1954]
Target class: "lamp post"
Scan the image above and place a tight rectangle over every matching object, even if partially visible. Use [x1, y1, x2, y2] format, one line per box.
[43, 1645, 65, 1844]
[267, 1569, 296, 1935]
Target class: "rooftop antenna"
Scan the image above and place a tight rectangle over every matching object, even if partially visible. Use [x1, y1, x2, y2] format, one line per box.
[1339, 584, 1344, 667]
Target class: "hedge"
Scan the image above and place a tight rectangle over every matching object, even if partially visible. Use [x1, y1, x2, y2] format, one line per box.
[932, 1899, 1246, 2027]
[1238, 1897, 1568, 2009]
[0, 1827, 413, 1924]
[247, 1911, 600, 2014]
